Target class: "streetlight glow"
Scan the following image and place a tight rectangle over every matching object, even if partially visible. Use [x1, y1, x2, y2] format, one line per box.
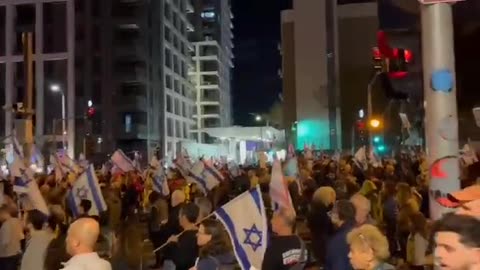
[50, 84, 61, 92]
[255, 115, 262, 122]
[369, 119, 380, 128]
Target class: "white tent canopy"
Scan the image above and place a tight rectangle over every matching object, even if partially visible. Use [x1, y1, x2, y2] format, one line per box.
[201, 126, 284, 142]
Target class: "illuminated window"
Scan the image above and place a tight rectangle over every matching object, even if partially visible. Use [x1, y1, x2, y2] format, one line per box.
[201, 11, 215, 19]
[125, 114, 132, 133]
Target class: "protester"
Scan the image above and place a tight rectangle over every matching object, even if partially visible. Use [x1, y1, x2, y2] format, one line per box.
[325, 200, 356, 270]
[347, 224, 394, 270]
[62, 217, 112, 270]
[432, 213, 480, 270]
[406, 212, 432, 270]
[350, 193, 372, 226]
[20, 210, 54, 270]
[0, 204, 23, 270]
[307, 186, 335, 265]
[165, 202, 200, 270]
[193, 218, 236, 270]
[262, 207, 308, 270]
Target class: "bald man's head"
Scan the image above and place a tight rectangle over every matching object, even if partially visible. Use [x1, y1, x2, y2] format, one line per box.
[66, 218, 100, 256]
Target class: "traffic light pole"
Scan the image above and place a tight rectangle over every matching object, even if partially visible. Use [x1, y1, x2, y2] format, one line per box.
[421, 3, 460, 220]
[367, 71, 381, 150]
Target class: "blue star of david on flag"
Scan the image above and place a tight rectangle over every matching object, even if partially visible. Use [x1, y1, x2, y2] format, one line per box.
[76, 186, 89, 200]
[243, 224, 263, 252]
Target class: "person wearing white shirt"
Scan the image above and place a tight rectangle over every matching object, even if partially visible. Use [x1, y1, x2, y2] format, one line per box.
[20, 209, 54, 270]
[0, 205, 23, 270]
[61, 217, 111, 270]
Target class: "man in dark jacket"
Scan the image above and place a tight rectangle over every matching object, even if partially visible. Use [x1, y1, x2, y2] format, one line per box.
[325, 200, 356, 270]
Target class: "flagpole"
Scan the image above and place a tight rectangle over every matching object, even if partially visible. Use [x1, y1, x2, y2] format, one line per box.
[153, 211, 216, 253]
[152, 185, 253, 253]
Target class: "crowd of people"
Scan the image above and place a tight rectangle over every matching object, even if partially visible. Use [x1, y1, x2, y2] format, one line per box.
[0, 149, 480, 270]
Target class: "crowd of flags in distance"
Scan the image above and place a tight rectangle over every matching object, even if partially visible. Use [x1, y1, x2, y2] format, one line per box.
[0, 135, 479, 270]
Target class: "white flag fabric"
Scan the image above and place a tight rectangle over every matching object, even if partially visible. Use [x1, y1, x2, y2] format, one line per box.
[11, 163, 49, 216]
[228, 161, 240, 177]
[56, 150, 81, 175]
[175, 152, 192, 177]
[215, 186, 268, 270]
[67, 165, 107, 217]
[111, 149, 136, 172]
[152, 166, 170, 196]
[369, 149, 382, 168]
[203, 161, 224, 182]
[354, 146, 368, 170]
[187, 161, 220, 194]
[270, 160, 294, 212]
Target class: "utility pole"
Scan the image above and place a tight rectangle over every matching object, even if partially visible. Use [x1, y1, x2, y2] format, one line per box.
[367, 71, 380, 150]
[421, 2, 460, 220]
[17, 32, 35, 165]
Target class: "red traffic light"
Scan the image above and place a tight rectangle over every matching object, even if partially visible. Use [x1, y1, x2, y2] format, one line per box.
[87, 107, 96, 118]
[356, 120, 366, 130]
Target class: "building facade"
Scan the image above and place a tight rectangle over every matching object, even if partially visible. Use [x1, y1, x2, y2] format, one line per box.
[281, 0, 342, 150]
[0, 0, 196, 161]
[0, 0, 75, 157]
[281, 0, 379, 151]
[189, 0, 233, 143]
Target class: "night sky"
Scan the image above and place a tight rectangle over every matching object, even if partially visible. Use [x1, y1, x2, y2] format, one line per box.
[231, 0, 291, 126]
[231, 0, 480, 125]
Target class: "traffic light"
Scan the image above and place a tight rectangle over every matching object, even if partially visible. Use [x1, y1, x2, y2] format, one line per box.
[87, 107, 96, 119]
[372, 47, 384, 71]
[369, 119, 381, 129]
[372, 134, 386, 153]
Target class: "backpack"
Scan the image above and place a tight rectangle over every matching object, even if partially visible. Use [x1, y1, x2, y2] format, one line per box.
[289, 236, 307, 270]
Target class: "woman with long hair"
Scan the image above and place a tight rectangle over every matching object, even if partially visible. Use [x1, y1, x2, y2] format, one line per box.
[192, 218, 237, 270]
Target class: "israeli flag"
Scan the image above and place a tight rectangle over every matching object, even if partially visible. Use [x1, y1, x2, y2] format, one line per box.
[111, 149, 136, 172]
[152, 166, 170, 196]
[215, 186, 268, 270]
[11, 163, 49, 216]
[270, 160, 295, 212]
[56, 150, 81, 175]
[67, 165, 107, 217]
[188, 161, 220, 194]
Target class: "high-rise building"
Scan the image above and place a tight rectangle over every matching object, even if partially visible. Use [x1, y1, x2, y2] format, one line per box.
[281, 0, 342, 150]
[0, 0, 196, 161]
[0, 0, 75, 157]
[281, 0, 378, 150]
[189, 0, 234, 143]
[86, 0, 195, 159]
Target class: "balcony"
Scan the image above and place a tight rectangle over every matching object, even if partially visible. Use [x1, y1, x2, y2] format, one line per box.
[199, 83, 219, 90]
[193, 113, 220, 119]
[113, 8, 143, 29]
[186, 20, 195, 32]
[116, 96, 147, 111]
[186, 0, 194, 13]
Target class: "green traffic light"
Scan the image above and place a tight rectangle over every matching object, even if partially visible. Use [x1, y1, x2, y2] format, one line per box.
[377, 145, 385, 152]
[373, 136, 381, 143]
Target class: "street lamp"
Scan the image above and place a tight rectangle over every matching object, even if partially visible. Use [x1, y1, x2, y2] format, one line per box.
[369, 119, 381, 128]
[255, 115, 262, 122]
[50, 83, 66, 150]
